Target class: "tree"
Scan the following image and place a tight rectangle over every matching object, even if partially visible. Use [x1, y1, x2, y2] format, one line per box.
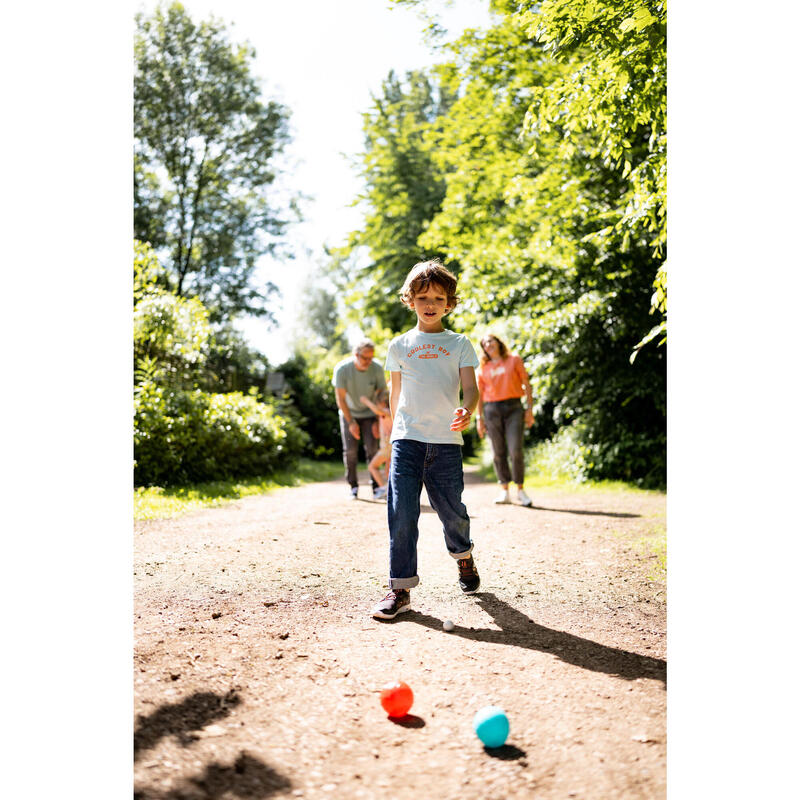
[296, 279, 346, 352]
[421, 7, 665, 485]
[334, 68, 458, 332]
[134, 2, 293, 323]
[342, 2, 666, 485]
[518, 0, 667, 352]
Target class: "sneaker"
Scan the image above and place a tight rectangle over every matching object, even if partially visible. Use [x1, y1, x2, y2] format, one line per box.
[349, 486, 358, 500]
[494, 489, 510, 504]
[517, 488, 533, 507]
[457, 556, 480, 594]
[371, 589, 411, 619]
[373, 485, 388, 500]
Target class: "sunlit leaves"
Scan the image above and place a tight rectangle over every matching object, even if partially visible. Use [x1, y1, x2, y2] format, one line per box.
[333, 68, 456, 332]
[335, 0, 666, 484]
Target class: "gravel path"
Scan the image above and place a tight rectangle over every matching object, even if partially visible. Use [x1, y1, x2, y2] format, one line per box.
[134, 465, 666, 799]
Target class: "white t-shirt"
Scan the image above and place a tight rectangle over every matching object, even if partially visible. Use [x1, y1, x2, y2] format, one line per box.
[385, 328, 479, 445]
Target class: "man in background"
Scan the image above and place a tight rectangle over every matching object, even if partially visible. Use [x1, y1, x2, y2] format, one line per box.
[332, 340, 387, 500]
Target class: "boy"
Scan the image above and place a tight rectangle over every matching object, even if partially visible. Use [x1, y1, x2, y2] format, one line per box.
[371, 259, 481, 620]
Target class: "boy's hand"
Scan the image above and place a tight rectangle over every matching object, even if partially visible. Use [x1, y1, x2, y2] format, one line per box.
[348, 420, 361, 440]
[476, 417, 486, 438]
[449, 407, 472, 432]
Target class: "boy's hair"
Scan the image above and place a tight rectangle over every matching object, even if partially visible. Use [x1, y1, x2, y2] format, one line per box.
[479, 333, 510, 365]
[399, 259, 459, 310]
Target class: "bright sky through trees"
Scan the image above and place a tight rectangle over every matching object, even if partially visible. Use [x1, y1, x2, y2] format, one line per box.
[135, 0, 491, 363]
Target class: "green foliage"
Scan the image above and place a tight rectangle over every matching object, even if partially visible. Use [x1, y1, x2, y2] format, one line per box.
[134, 382, 309, 486]
[133, 242, 308, 486]
[511, 258, 666, 487]
[134, 1, 293, 322]
[274, 352, 342, 458]
[525, 425, 589, 483]
[334, 68, 458, 332]
[134, 290, 213, 389]
[520, 0, 667, 354]
[334, 1, 666, 486]
[631, 260, 666, 363]
[134, 239, 169, 301]
[522, 0, 666, 252]
[202, 324, 271, 395]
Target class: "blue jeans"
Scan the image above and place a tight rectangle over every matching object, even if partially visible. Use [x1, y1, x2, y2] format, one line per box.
[387, 439, 473, 590]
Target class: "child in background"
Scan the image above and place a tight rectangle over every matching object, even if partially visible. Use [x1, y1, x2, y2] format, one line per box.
[359, 388, 393, 500]
[371, 259, 481, 620]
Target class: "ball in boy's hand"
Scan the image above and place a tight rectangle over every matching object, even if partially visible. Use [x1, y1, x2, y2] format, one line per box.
[380, 680, 413, 717]
[450, 407, 472, 431]
[473, 706, 510, 747]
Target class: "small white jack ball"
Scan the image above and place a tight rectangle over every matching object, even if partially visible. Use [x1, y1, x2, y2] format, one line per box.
[443, 619, 455, 632]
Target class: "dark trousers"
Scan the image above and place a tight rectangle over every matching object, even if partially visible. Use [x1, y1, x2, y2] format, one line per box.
[483, 398, 525, 485]
[387, 439, 473, 589]
[339, 414, 379, 489]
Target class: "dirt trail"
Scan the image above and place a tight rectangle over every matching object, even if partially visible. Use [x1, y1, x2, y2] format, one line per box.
[134, 466, 666, 800]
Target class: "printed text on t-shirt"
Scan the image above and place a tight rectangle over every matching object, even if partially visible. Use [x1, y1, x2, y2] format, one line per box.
[407, 343, 451, 358]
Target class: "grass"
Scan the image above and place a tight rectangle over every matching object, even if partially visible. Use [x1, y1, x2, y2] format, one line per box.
[134, 458, 343, 521]
[635, 523, 667, 582]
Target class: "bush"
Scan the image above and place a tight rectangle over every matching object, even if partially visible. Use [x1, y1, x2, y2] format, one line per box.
[134, 382, 309, 486]
[526, 426, 589, 483]
[511, 267, 666, 488]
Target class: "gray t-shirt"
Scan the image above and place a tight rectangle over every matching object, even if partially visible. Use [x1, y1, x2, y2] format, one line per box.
[385, 328, 479, 445]
[331, 358, 387, 419]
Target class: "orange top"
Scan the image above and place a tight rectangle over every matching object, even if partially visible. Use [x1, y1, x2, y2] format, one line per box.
[477, 355, 528, 402]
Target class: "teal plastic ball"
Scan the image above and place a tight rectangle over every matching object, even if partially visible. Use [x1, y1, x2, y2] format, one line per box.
[473, 705, 509, 748]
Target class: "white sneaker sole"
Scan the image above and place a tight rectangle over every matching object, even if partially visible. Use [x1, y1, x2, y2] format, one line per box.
[371, 604, 411, 620]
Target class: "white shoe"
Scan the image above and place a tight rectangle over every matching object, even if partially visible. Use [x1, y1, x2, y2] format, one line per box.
[494, 489, 510, 504]
[349, 486, 358, 500]
[373, 486, 388, 500]
[517, 489, 532, 507]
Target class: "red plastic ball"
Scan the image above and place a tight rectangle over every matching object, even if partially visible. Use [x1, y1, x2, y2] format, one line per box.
[380, 680, 414, 717]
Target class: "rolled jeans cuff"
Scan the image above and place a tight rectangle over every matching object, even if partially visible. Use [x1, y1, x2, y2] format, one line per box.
[389, 575, 420, 590]
[448, 544, 474, 560]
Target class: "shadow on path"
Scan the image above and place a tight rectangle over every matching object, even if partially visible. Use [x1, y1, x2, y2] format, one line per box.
[461, 468, 640, 518]
[485, 743, 527, 760]
[134, 689, 241, 757]
[397, 592, 665, 685]
[526, 504, 640, 519]
[389, 713, 426, 728]
[135, 751, 292, 800]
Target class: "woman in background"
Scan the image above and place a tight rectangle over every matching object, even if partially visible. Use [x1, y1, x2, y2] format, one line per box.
[476, 334, 535, 506]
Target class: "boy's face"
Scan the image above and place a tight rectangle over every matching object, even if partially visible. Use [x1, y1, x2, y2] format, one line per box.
[407, 282, 450, 332]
